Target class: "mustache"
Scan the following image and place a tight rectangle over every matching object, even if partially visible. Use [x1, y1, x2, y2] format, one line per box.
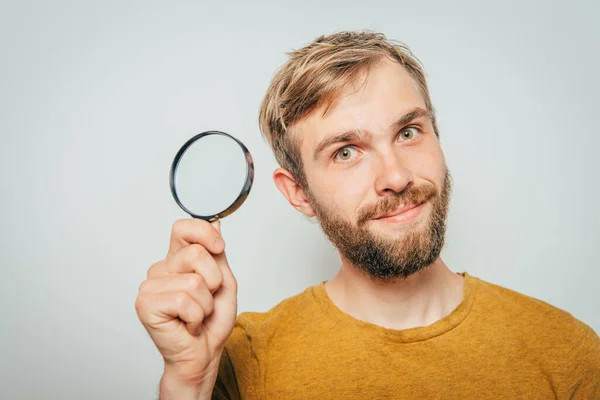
[357, 182, 438, 226]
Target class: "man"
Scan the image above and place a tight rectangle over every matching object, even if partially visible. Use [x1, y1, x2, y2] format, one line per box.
[135, 31, 600, 399]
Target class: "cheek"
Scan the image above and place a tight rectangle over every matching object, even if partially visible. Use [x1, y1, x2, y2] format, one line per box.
[411, 139, 446, 182]
[310, 167, 371, 214]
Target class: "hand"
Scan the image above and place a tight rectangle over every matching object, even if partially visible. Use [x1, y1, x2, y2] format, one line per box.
[135, 218, 237, 395]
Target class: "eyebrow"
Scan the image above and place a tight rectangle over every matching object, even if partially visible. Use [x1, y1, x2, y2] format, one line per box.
[312, 107, 433, 161]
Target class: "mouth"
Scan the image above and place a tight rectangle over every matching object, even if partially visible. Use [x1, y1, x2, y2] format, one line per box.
[373, 201, 426, 223]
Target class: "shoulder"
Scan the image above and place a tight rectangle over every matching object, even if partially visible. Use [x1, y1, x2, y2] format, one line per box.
[237, 284, 321, 331]
[217, 285, 322, 398]
[224, 283, 323, 355]
[470, 274, 600, 390]
[472, 274, 593, 332]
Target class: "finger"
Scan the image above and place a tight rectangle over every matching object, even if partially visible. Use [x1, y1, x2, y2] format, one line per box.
[208, 224, 236, 296]
[203, 250, 238, 341]
[148, 245, 224, 292]
[139, 273, 215, 317]
[210, 218, 221, 234]
[135, 291, 206, 335]
[146, 260, 165, 280]
[168, 219, 225, 257]
[168, 245, 224, 291]
[213, 250, 236, 294]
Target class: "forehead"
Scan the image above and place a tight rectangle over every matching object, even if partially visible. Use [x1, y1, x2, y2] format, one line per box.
[293, 58, 427, 160]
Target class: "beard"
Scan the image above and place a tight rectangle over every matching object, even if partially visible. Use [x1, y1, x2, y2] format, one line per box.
[305, 168, 452, 281]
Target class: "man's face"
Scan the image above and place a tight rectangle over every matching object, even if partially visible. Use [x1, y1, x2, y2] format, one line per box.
[293, 58, 451, 281]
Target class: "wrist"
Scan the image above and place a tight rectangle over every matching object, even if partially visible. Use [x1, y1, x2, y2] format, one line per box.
[159, 370, 212, 400]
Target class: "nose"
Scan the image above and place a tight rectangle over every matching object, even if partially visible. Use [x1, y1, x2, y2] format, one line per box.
[373, 150, 413, 196]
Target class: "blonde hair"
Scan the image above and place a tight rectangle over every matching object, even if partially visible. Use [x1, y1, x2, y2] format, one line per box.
[258, 31, 438, 189]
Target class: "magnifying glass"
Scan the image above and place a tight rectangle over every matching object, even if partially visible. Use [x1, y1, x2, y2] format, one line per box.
[169, 131, 254, 222]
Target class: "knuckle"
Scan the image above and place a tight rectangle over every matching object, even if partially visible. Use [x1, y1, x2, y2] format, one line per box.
[187, 274, 205, 291]
[138, 280, 150, 294]
[204, 296, 215, 316]
[171, 219, 187, 238]
[214, 270, 225, 288]
[173, 292, 189, 309]
[186, 244, 207, 262]
[146, 261, 161, 279]
[189, 303, 205, 323]
[134, 295, 146, 315]
[202, 267, 223, 292]
[196, 307, 206, 322]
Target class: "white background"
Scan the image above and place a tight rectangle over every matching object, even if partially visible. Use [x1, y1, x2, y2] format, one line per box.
[1, 0, 598, 398]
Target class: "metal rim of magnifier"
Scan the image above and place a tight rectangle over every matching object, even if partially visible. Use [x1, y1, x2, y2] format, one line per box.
[169, 130, 254, 222]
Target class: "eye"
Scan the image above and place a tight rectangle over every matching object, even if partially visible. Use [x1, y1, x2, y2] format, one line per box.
[398, 126, 419, 141]
[334, 146, 356, 162]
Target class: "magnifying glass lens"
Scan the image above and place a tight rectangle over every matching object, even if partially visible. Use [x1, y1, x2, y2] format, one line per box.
[170, 131, 253, 221]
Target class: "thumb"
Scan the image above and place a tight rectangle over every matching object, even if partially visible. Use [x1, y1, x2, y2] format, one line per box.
[210, 218, 221, 234]
[210, 218, 232, 279]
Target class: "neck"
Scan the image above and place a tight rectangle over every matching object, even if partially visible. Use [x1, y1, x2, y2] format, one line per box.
[324, 257, 464, 330]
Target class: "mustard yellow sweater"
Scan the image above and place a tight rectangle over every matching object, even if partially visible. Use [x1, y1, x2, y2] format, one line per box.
[214, 273, 600, 399]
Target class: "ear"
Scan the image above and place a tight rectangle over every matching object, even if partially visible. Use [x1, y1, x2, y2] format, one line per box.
[273, 168, 316, 217]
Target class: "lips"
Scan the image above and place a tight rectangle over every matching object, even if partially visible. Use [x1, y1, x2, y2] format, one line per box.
[375, 202, 423, 219]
